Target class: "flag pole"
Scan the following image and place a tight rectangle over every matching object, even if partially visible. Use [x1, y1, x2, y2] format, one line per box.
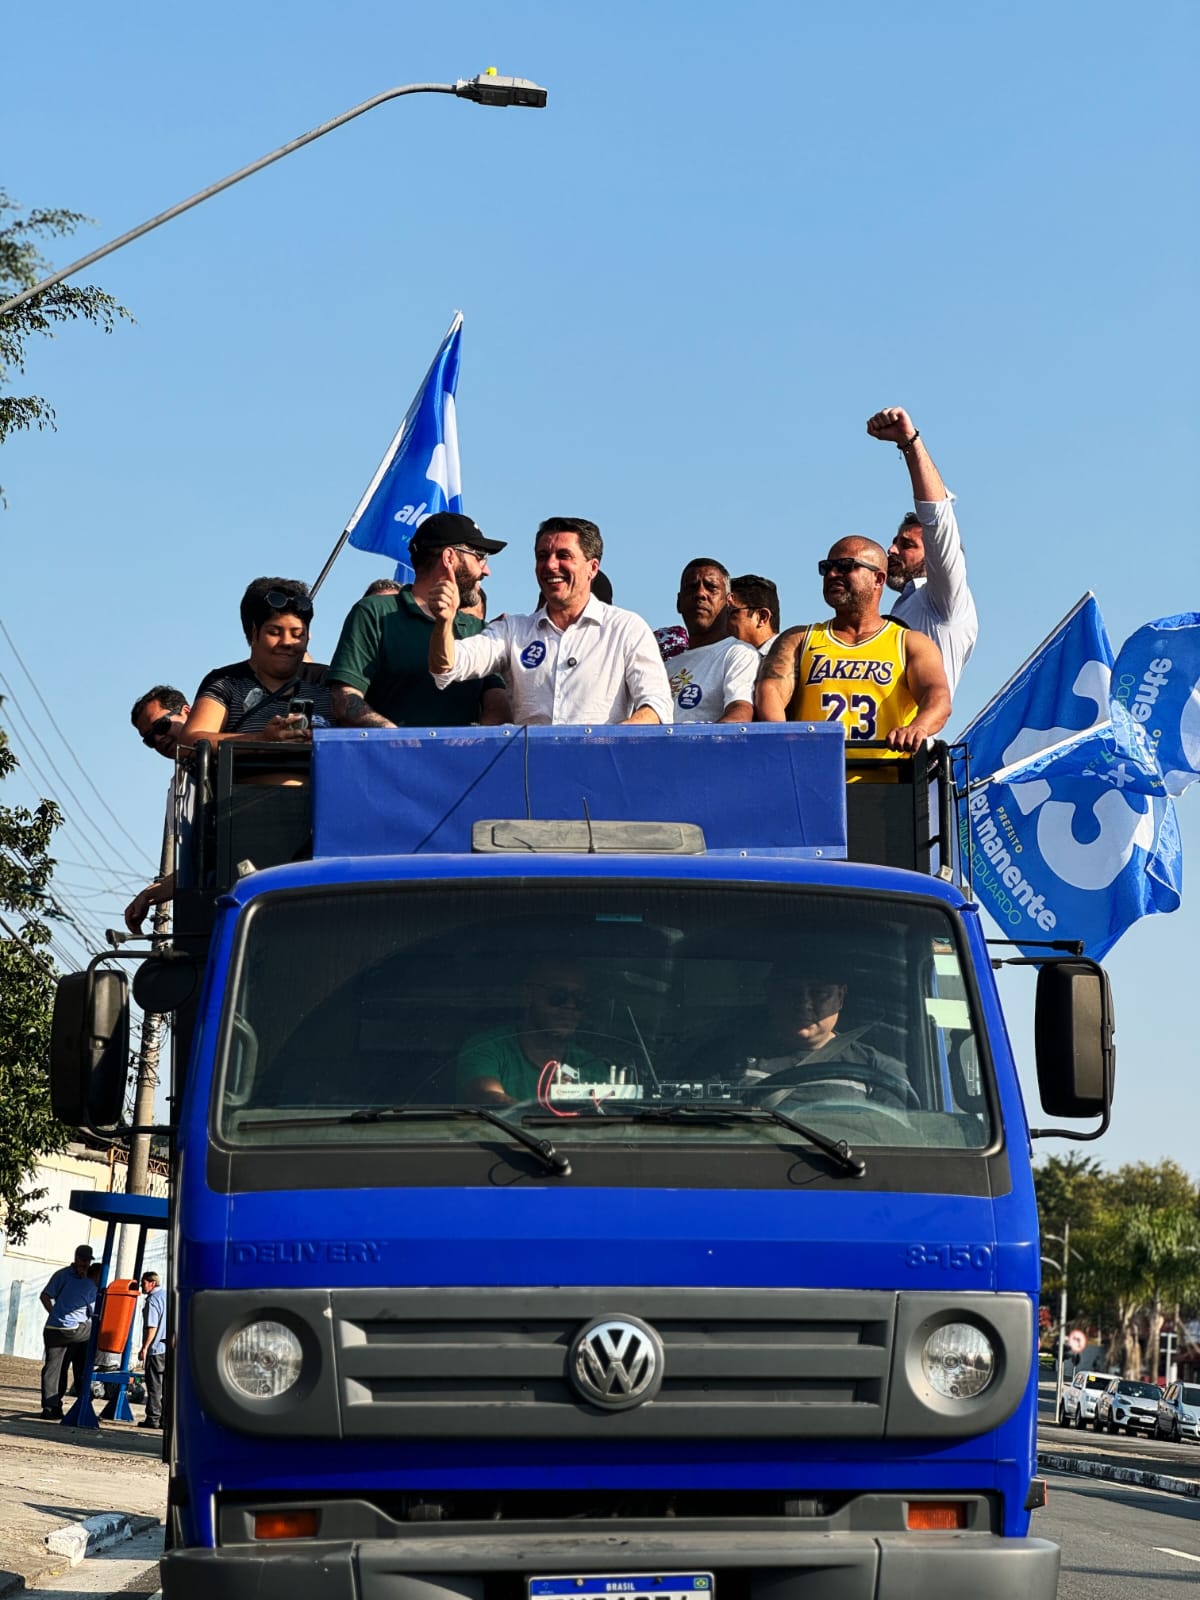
[309, 419, 409, 599]
[309, 311, 463, 599]
[956, 593, 1098, 737]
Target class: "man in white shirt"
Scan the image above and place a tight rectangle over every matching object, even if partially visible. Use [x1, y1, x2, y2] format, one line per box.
[867, 406, 978, 701]
[667, 559, 760, 723]
[429, 518, 672, 726]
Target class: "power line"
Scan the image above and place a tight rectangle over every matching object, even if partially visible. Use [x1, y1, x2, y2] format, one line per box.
[0, 616, 152, 864]
[0, 711, 152, 916]
[0, 674, 151, 877]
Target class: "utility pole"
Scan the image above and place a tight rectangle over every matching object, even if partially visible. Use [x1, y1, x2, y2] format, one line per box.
[1042, 1222, 1076, 1423]
[115, 829, 171, 1280]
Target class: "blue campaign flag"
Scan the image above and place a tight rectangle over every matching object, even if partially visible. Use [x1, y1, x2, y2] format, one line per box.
[346, 313, 463, 582]
[1110, 613, 1200, 797]
[983, 611, 1200, 802]
[957, 595, 1182, 960]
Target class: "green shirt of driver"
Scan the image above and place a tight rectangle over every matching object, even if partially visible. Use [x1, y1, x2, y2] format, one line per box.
[456, 1025, 609, 1102]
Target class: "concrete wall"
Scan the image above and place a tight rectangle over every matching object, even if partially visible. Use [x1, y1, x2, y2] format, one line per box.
[1, 1147, 169, 1361]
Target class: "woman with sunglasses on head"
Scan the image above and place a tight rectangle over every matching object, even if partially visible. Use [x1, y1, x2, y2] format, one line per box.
[754, 536, 950, 768]
[182, 577, 334, 748]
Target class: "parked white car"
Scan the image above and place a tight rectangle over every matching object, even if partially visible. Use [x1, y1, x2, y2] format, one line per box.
[1094, 1377, 1162, 1436]
[1154, 1381, 1200, 1443]
[1059, 1369, 1112, 1428]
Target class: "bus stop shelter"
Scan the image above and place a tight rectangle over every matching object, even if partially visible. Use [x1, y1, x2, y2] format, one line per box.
[61, 1190, 168, 1429]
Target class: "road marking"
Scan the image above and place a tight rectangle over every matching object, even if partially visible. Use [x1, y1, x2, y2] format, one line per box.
[1155, 1547, 1200, 1563]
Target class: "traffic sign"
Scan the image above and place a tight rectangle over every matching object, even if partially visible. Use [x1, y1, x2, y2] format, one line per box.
[1067, 1330, 1087, 1355]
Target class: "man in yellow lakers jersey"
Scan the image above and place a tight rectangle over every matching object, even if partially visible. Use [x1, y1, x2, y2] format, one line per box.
[755, 536, 950, 757]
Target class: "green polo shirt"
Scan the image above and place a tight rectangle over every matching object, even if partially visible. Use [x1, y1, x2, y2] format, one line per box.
[329, 588, 505, 726]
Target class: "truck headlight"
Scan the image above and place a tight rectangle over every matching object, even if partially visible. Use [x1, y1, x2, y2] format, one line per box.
[225, 1320, 303, 1399]
[921, 1322, 995, 1399]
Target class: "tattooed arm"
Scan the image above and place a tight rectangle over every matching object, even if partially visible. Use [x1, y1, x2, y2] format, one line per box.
[754, 626, 808, 722]
[329, 683, 396, 730]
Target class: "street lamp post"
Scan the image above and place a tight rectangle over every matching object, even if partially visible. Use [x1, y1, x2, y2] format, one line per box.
[0, 71, 547, 318]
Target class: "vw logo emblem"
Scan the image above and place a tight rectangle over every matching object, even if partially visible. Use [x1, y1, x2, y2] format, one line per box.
[568, 1315, 664, 1410]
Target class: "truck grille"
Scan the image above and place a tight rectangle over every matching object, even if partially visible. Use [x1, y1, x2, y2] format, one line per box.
[331, 1287, 894, 1438]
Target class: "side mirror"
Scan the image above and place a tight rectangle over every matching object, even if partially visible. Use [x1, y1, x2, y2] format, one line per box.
[133, 952, 197, 1015]
[49, 968, 130, 1129]
[1034, 959, 1115, 1118]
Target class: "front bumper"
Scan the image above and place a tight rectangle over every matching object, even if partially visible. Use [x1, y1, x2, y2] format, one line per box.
[161, 1525, 1061, 1600]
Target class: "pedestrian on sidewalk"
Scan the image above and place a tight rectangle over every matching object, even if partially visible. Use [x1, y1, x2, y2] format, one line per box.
[39, 1245, 97, 1418]
[137, 1272, 166, 1429]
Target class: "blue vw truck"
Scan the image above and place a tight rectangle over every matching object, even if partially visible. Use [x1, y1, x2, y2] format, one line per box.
[50, 724, 1113, 1600]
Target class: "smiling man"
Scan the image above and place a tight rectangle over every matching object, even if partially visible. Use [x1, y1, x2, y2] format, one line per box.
[183, 577, 333, 746]
[428, 517, 672, 726]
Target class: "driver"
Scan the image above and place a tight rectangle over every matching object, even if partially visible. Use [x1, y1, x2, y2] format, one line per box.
[457, 958, 609, 1105]
[745, 964, 915, 1111]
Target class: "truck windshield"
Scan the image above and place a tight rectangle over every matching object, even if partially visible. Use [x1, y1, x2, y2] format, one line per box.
[216, 882, 993, 1152]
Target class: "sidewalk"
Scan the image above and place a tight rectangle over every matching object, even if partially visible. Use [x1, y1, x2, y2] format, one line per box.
[1039, 1422, 1200, 1499]
[0, 1353, 166, 1596]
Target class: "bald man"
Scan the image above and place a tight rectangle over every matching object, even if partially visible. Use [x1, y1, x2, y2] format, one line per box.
[756, 535, 950, 759]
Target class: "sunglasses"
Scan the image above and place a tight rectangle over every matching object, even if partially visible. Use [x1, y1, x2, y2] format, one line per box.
[263, 589, 314, 618]
[817, 557, 882, 577]
[141, 714, 176, 747]
[538, 986, 587, 1007]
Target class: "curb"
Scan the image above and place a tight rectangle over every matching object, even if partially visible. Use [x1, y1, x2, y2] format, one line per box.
[43, 1510, 161, 1566]
[1039, 1450, 1200, 1500]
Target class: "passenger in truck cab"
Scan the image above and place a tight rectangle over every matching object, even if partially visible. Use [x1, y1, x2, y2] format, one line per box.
[456, 957, 610, 1105]
[667, 559, 760, 724]
[755, 536, 950, 764]
[428, 517, 672, 726]
[182, 578, 333, 747]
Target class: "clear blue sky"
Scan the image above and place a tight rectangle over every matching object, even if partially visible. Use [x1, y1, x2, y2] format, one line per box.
[1, 2, 1195, 1171]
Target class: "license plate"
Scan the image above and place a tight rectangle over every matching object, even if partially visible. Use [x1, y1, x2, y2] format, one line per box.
[530, 1576, 713, 1600]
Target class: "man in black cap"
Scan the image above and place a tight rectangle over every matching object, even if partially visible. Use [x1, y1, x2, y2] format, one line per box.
[329, 512, 512, 728]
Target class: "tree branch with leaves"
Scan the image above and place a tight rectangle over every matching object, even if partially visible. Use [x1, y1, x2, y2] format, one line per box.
[0, 724, 71, 1245]
[0, 189, 132, 503]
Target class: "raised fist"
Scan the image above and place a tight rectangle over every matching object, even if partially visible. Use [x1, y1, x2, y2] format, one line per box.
[866, 407, 916, 445]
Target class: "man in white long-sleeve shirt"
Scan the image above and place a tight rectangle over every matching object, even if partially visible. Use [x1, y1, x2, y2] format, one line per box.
[867, 406, 978, 701]
[428, 517, 673, 726]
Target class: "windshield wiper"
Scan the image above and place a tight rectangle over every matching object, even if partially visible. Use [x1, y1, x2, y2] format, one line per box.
[233, 1105, 570, 1176]
[525, 1101, 864, 1178]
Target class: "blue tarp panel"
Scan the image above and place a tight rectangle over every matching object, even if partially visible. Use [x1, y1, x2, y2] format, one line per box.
[311, 724, 846, 859]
